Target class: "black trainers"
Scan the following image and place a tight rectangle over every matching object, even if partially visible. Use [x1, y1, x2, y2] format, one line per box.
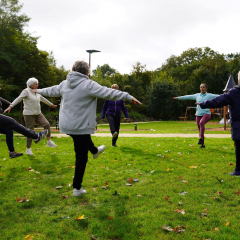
[9, 151, 23, 158]
[228, 170, 240, 176]
[112, 144, 117, 147]
[198, 138, 203, 145]
[34, 130, 48, 144]
[200, 145, 205, 149]
[112, 132, 118, 138]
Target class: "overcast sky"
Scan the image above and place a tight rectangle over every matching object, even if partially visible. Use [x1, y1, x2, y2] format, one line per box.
[21, 0, 240, 74]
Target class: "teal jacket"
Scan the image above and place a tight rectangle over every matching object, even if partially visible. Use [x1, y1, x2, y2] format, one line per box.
[178, 92, 219, 116]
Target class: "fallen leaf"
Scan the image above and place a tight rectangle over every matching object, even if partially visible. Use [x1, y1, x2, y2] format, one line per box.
[228, 163, 234, 166]
[165, 196, 169, 201]
[201, 213, 207, 217]
[62, 195, 69, 198]
[55, 186, 63, 189]
[215, 227, 219, 231]
[113, 191, 119, 196]
[0, 173, 3, 176]
[126, 183, 132, 186]
[179, 191, 188, 196]
[137, 195, 142, 197]
[109, 216, 114, 220]
[138, 173, 143, 175]
[213, 197, 218, 199]
[225, 221, 230, 226]
[71, 166, 75, 168]
[24, 235, 33, 240]
[16, 197, 26, 203]
[235, 190, 240, 195]
[189, 166, 197, 169]
[25, 167, 32, 171]
[218, 191, 223, 195]
[178, 176, 182, 180]
[162, 225, 185, 233]
[182, 180, 188, 183]
[178, 202, 183, 206]
[162, 225, 174, 232]
[75, 215, 87, 220]
[127, 177, 133, 183]
[174, 209, 185, 214]
[166, 168, 173, 171]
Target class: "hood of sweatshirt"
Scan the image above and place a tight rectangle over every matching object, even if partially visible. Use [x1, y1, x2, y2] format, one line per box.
[67, 71, 89, 89]
[234, 85, 240, 90]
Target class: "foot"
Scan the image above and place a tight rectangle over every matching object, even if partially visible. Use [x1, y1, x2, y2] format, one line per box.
[34, 130, 48, 144]
[112, 144, 117, 147]
[26, 148, 33, 155]
[73, 187, 87, 196]
[200, 145, 205, 149]
[228, 170, 240, 176]
[92, 145, 105, 159]
[46, 140, 57, 148]
[112, 132, 118, 138]
[9, 151, 23, 158]
[198, 138, 203, 145]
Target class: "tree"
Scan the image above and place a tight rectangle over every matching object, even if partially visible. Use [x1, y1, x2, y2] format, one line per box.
[92, 64, 116, 78]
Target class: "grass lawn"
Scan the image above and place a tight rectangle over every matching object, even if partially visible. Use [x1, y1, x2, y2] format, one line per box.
[0, 135, 239, 240]
[97, 121, 231, 134]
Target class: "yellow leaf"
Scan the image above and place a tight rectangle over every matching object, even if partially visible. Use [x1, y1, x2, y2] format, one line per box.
[215, 227, 219, 231]
[25, 235, 33, 240]
[76, 215, 85, 220]
[189, 166, 197, 169]
[225, 221, 230, 226]
[0, 173, 3, 175]
[71, 166, 75, 168]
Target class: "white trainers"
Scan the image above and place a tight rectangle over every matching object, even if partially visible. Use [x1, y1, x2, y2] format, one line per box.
[92, 145, 105, 159]
[26, 148, 33, 155]
[46, 140, 57, 148]
[112, 132, 118, 138]
[73, 187, 87, 196]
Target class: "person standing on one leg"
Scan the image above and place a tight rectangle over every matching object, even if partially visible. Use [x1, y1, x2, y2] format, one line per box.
[34, 60, 141, 197]
[173, 83, 219, 148]
[4, 78, 57, 155]
[197, 71, 240, 176]
[101, 84, 130, 147]
[0, 88, 23, 158]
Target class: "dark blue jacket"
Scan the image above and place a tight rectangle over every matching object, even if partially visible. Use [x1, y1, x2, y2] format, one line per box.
[200, 85, 240, 141]
[101, 100, 129, 119]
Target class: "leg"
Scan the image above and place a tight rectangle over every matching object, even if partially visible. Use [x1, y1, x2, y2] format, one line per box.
[35, 113, 51, 139]
[196, 116, 202, 137]
[112, 117, 121, 146]
[70, 134, 90, 190]
[88, 136, 98, 154]
[24, 115, 37, 148]
[234, 140, 240, 172]
[0, 127, 14, 152]
[199, 114, 211, 144]
[106, 115, 116, 134]
[0, 114, 38, 139]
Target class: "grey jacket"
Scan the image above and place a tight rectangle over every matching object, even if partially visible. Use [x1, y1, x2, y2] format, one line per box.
[37, 71, 133, 135]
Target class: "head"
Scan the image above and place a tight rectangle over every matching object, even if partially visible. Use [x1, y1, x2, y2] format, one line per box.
[72, 61, 89, 75]
[200, 83, 208, 94]
[27, 78, 39, 89]
[238, 71, 240, 85]
[111, 84, 119, 90]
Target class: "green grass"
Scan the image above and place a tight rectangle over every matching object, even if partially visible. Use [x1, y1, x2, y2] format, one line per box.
[97, 121, 231, 134]
[0, 134, 239, 240]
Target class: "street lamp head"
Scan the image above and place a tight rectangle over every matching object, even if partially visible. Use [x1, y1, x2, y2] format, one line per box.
[86, 50, 101, 54]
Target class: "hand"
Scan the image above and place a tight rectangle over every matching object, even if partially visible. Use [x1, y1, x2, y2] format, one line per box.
[173, 97, 178, 99]
[32, 89, 37, 93]
[195, 103, 200, 105]
[126, 118, 130, 122]
[51, 105, 58, 108]
[4, 106, 12, 113]
[132, 98, 142, 105]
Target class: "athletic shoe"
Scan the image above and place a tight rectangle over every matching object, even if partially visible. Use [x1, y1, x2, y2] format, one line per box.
[92, 145, 105, 159]
[34, 130, 48, 144]
[73, 187, 87, 196]
[112, 132, 118, 138]
[26, 148, 33, 155]
[112, 144, 117, 147]
[198, 138, 203, 145]
[228, 170, 240, 176]
[200, 145, 205, 149]
[46, 140, 57, 148]
[9, 151, 23, 158]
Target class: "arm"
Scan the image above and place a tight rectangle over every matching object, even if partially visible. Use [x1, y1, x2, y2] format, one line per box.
[40, 95, 57, 108]
[36, 82, 64, 97]
[121, 101, 130, 118]
[208, 93, 220, 100]
[175, 94, 198, 100]
[0, 97, 11, 106]
[101, 100, 109, 119]
[199, 92, 233, 109]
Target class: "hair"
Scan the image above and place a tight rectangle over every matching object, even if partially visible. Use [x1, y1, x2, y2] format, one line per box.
[238, 71, 240, 80]
[72, 61, 89, 75]
[200, 83, 208, 88]
[27, 77, 38, 88]
[111, 84, 119, 89]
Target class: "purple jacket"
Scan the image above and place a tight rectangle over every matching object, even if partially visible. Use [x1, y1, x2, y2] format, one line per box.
[101, 100, 129, 119]
[200, 85, 240, 141]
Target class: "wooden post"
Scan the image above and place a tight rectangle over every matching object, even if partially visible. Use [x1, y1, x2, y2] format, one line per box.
[184, 107, 188, 122]
[223, 106, 227, 130]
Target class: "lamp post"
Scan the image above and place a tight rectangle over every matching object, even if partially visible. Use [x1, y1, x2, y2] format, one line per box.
[86, 50, 101, 77]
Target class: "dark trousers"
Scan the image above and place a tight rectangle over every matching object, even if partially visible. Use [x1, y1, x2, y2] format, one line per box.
[70, 135, 98, 190]
[0, 127, 14, 152]
[234, 140, 240, 171]
[106, 115, 121, 145]
[0, 114, 38, 139]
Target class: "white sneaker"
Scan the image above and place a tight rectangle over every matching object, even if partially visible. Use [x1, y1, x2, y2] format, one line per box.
[92, 145, 105, 159]
[73, 187, 87, 196]
[26, 148, 33, 155]
[46, 140, 57, 148]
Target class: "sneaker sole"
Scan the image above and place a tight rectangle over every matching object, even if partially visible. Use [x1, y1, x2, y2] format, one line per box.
[46, 145, 57, 148]
[112, 132, 118, 138]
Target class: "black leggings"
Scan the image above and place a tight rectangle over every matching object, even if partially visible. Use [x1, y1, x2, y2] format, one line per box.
[106, 115, 121, 145]
[234, 140, 240, 171]
[70, 135, 98, 190]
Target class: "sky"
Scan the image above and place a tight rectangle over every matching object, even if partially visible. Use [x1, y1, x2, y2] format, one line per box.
[20, 0, 240, 74]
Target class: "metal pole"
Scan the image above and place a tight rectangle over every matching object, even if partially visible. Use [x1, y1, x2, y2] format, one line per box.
[89, 53, 91, 78]
[20, 85, 22, 125]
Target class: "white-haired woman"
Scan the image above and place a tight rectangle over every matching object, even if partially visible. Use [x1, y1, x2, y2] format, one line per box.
[4, 78, 57, 155]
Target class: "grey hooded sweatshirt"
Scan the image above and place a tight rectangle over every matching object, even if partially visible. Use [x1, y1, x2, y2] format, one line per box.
[37, 71, 133, 135]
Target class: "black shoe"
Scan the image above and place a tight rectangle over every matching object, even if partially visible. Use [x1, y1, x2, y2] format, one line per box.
[112, 132, 118, 138]
[112, 144, 117, 147]
[34, 130, 48, 144]
[198, 138, 203, 145]
[200, 145, 205, 149]
[228, 170, 240, 176]
[9, 151, 23, 158]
